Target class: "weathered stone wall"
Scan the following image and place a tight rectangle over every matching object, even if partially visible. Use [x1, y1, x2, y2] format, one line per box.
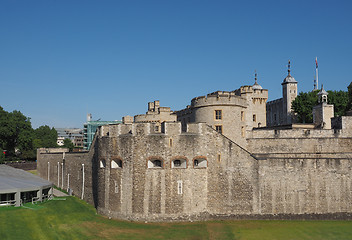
[95, 122, 258, 221]
[37, 147, 95, 205]
[247, 125, 352, 216]
[258, 157, 352, 215]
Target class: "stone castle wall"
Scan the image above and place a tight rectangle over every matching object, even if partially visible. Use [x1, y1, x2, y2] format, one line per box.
[37, 120, 352, 221]
[95, 122, 259, 221]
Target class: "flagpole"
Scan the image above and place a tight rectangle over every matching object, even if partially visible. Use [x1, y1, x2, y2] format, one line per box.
[315, 57, 319, 89]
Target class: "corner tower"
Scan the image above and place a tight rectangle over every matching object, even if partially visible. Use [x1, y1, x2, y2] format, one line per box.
[282, 60, 298, 124]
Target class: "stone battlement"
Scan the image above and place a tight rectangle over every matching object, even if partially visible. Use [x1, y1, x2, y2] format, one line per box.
[267, 98, 283, 105]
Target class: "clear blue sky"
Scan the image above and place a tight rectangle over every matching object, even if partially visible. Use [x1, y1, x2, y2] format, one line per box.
[1, 0, 351, 128]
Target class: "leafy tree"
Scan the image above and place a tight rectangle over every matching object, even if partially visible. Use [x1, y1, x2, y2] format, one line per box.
[291, 91, 318, 123]
[327, 90, 348, 117]
[292, 90, 348, 123]
[63, 138, 74, 152]
[33, 126, 58, 148]
[0, 148, 4, 163]
[0, 107, 34, 158]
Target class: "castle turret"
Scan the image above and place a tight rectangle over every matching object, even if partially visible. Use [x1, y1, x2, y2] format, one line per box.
[313, 85, 334, 129]
[282, 60, 298, 124]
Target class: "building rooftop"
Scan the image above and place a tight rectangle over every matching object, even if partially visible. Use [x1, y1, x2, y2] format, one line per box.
[0, 165, 52, 194]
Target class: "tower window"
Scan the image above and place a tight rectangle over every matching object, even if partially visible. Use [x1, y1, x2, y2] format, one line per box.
[193, 158, 207, 168]
[111, 159, 122, 168]
[253, 114, 256, 122]
[215, 125, 223, 134]
[148, 159, 164, 168]
[171, 158, 187, 168]
[215, 110, 222, 120]
[241, 111, 244, 121]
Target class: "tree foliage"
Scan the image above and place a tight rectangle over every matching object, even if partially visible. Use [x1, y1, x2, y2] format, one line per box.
[0, 107, 34, 158]
[63, 138, 74, 152]
[33, 126, 58, 148]
[327, 90, 348, 117]
[291, 91, 318, 123]
[0, 106, 58, 160]
[292, 90, 349, 123]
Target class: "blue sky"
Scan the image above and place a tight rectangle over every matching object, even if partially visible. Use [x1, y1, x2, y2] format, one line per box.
[1, 0, 351, 128]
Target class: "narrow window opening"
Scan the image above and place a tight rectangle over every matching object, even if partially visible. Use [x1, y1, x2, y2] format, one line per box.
[100, 160, 106, 168]
[177, 180, 183, 195]
[114, 180, 119, 193]
[169, 138, 173, 147]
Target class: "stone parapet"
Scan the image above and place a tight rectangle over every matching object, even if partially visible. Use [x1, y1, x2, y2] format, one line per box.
[191, 91, 248, 108]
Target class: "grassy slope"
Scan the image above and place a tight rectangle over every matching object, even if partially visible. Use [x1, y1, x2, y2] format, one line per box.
[1, 197, 352, 240]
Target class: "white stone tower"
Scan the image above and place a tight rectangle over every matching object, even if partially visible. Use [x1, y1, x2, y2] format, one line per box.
[282, 60, 298, 124]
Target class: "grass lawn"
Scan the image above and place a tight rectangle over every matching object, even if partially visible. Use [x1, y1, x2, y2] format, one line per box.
[1, 197, 352, 240]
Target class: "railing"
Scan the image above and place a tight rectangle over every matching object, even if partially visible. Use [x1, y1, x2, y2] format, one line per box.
[0, 199, 16, 206]
[31, 194, 53, 204]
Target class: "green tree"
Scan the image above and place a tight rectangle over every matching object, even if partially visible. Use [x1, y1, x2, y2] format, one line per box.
[291, 91, 318, 123]
[63, 138, 74, 152]
[0, 107, 34, 158]
[33, 126, 58, 148]
[0, 148, 4, 163]
[292, 90, 348, 123]
[327, 90, 348, 117]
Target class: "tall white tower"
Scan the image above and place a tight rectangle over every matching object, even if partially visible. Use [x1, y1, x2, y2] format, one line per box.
[282, 60, 298, 124]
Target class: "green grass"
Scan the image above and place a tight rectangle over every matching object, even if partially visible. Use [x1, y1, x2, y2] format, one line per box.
[1, 197, 352, 239]
[27, 169, 37, 175]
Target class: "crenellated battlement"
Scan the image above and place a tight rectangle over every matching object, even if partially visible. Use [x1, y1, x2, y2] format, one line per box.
[249, 127, 348, 139]
[267, 98, 283, 105]
[99, 122, 206, 138]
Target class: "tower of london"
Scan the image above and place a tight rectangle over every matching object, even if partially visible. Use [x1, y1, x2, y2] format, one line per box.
[37, 61, 352, 221]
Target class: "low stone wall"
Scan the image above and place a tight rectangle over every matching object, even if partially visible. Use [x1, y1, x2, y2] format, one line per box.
[37, 148, 95, 206]
[5, 161, 37, 170]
